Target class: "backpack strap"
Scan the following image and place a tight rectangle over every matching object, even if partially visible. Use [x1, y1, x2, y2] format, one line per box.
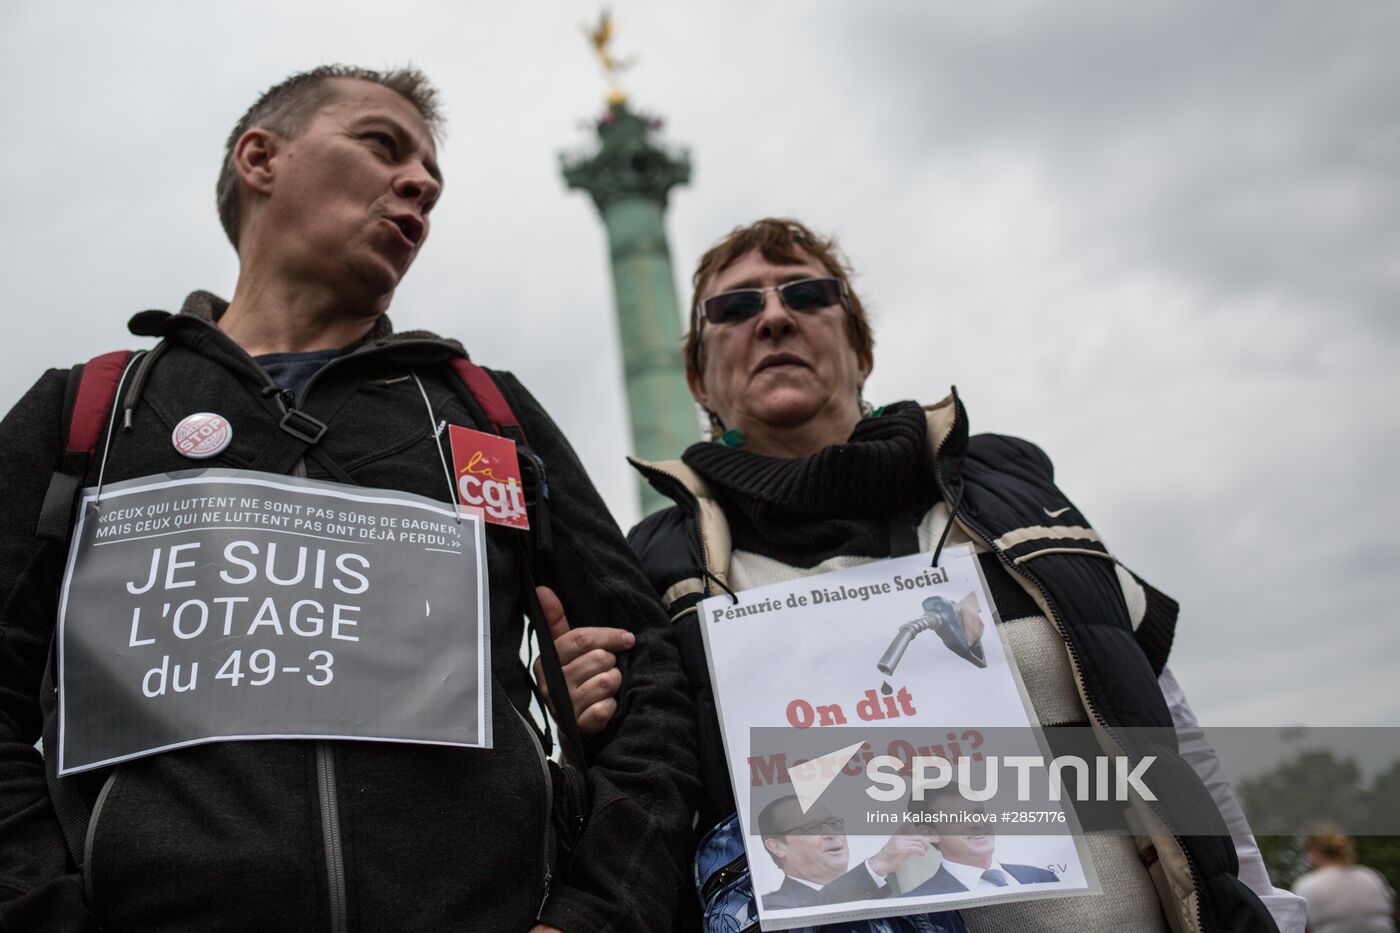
[37, 351, 137, 542]
[450, 357, 521, 437]
[447, 358, 583, 770]
[448, 358, 551, 552]
[67, 351, 136, 456]
[39, 350, 138, 871]
[246, 377, 363, 479]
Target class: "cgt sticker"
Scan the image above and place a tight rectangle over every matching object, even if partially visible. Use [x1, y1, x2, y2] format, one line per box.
[448, 425, 529, 530]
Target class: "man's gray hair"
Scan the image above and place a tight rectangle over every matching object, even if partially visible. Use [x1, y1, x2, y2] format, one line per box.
[215, 65, 444, 250]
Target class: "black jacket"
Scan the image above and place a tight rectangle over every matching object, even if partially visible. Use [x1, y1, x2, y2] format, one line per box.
[0, 292, 698, 932]
[760, 866, 888, 910]
[904, 862, 1059, 896]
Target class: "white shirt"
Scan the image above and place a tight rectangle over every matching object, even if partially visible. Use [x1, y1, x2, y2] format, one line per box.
[1159, 667, 1309, 933]
[940, 858, 1026, 891]
[1293, 865, 1396, 932]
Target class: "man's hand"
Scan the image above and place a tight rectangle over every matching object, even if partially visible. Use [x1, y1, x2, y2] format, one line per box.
[957, 591, 985, 645]
[866, 831, 931, 878]
[533, 585, 634, 737]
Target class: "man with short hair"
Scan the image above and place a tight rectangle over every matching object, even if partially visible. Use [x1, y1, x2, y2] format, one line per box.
[0, 65, 695, 932]
[757, 795, 930, 909]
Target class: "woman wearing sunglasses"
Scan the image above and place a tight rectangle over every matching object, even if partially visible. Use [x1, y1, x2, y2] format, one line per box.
[624, 218, 1300, 933]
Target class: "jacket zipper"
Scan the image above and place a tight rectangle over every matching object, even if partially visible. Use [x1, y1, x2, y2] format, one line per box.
[517, 706, 556, 920]
[317, 743, 348, 933]
[700, 856, 759, 932]
[556, 760, 586, 838]
[698, 852, 747, 903]
[140, 318, 466, 933]
[289, 438, 347, 933]
[929, 405, 1207, 933]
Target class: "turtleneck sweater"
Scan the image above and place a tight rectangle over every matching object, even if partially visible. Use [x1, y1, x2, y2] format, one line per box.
[681, 402, 942, 567]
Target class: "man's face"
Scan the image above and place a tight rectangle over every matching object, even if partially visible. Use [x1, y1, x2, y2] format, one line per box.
[763, 801, 850, 886]
[689, 249, 871, 443]
[928, 831, 996, 869]
[927, 802, 997, 871]
[258, 78, 442, 314]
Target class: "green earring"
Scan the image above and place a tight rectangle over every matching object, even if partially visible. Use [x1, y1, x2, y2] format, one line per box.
[719, 428, 746, 448]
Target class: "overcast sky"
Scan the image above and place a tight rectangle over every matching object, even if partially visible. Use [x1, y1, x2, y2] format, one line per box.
[3, 1, 1396, 727]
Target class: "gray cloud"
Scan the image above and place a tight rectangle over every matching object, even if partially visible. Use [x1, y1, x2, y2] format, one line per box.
[846, 0, 1400, 328]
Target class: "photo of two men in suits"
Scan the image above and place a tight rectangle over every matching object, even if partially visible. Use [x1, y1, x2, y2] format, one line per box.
[757, 789, 1059, 910]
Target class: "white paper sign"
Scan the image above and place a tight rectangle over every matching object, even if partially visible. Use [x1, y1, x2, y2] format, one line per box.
[57, 469, 490, 775]
[700, 545, 1096, 930]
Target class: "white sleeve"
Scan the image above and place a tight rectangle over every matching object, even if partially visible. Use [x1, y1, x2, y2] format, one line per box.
[1158, 666, 1309, 933]
[863, 859, 890, 888]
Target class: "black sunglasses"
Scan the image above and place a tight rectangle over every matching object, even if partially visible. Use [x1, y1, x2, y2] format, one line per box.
[700, 277, 848, 325]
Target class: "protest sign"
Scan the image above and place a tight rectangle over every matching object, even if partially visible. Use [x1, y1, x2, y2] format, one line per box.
[700, 545, 1096, 929]
[57, 469, 489, 775]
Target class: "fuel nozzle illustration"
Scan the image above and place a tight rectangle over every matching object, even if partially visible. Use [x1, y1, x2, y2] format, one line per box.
[876, 594, 987, 675]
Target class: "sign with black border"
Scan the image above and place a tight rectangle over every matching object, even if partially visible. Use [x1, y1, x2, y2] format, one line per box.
[57, 468, 490, 775]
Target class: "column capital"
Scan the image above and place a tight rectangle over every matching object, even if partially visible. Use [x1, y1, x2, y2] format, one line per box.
[561, 102, 691, 213]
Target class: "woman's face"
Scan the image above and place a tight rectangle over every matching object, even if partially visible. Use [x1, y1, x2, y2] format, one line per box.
[689, 249, 871, 457]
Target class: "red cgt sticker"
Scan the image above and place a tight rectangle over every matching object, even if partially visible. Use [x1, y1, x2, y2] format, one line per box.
[448, 425, 529, 530]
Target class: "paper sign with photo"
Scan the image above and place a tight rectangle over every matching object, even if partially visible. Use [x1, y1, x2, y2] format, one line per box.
[700, 545, 1098, 930]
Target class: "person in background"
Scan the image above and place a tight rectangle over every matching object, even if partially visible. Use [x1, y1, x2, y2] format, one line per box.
[1293, 829, 1395, 932]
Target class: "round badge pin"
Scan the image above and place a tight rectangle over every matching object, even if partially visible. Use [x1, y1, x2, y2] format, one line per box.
[172, 412, 232, 459]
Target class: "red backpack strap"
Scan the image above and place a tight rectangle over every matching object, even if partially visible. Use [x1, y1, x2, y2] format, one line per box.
[449, 357, 525, 440]
[447, 358, 548, 543]
[38, 350, 137, 542]
[449, 356, 550, 535]
[66, 350, 135, 455]
[444, 357, 585, 767]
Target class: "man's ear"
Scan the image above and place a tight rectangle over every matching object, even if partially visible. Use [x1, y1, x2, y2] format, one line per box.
[763, 837, 787, 864]
[232, 128, 279, 197]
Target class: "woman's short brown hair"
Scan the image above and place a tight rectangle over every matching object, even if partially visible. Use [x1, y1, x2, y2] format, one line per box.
[684, 218, 874, 378]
